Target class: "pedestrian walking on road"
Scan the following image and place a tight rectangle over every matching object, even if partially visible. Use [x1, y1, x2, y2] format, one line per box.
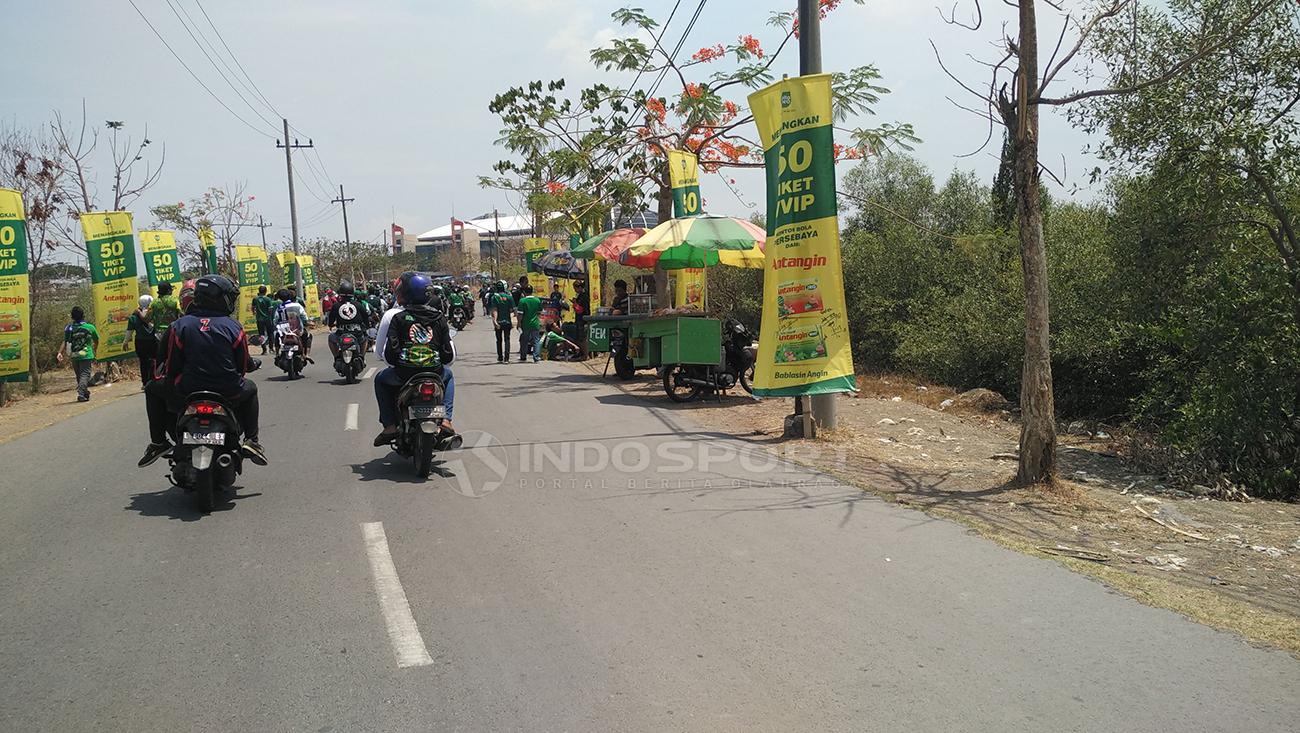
[489, 280, 515, 363]
[58, 305, 99, 402]
[253, 285, 276, 354]
[516, 285, 543, 362]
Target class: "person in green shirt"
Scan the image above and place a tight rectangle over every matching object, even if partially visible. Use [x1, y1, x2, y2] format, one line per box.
[542, 321, 581, 361]
[125, 294, 157, 386]
[252, 285, 277, 354]
[515, 285, 543, 363]
[150, 281, 182, 334]
[58, 306, 100, 402]
[489, 280, 515, 363]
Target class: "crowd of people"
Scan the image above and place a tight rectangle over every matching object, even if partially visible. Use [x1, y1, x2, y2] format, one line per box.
[480, 275, 588, 364]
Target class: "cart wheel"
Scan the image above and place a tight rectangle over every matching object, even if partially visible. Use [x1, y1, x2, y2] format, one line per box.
[663, 365, 702, 403]
[614, 351, 636, 380]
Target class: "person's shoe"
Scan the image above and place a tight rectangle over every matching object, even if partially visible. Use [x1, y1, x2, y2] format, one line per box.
[77, 395, 90, 402]
[373, 430, 398, 447]
[137, 442, 172, 467]
[241, 440, 269, 466]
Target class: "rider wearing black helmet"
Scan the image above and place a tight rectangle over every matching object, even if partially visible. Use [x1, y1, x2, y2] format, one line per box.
[326, 279, 371, 361]
[141, 274, 267, 466]
[372, 271, 456, 446]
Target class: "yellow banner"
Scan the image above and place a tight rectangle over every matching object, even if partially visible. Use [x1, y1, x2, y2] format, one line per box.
[524, 237, 550, 295]
[748, 74, 856, 395]
[297, 254, 321, 318]
[139, 230, 183, 295]
[198, 226, 218, 274]
[0, 188, 31, 382]
[674, 268, 706, 309]
[235, 245, 267, 333]
[273, 251, 296, 287]
[589, 260, 602, 311]
[667, 149, 702, 217]
[81, 211, 139, 362]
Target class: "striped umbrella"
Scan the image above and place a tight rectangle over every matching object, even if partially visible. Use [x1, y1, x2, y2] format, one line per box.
[571, 228, 647, 261]
[624, 215, 766, 270]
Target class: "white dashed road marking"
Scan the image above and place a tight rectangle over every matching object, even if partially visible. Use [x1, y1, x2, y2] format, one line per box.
[345, 403, 359, 431]
[362, 366, 378, 380]
[361, 522, 434, 669]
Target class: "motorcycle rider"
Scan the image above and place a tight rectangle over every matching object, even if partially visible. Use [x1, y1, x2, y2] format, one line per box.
[372, 271, 456, 446]
[327, 279, 371, 362]
[274, 288, 312, 359]
[139, 275, 267, 467]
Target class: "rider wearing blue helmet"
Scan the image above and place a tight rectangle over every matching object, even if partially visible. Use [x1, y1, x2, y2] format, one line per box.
[372, 271, 456, 446]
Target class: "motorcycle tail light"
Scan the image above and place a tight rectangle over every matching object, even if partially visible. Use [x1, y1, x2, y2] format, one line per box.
[418, 382, 437, 399]
[185, 402, 226, 416]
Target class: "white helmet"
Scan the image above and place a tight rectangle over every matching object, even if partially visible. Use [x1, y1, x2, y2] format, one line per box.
[139, 294, 154, 309]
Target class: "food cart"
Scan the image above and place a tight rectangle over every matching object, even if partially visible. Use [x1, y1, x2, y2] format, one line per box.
[587, 312, 722, 381]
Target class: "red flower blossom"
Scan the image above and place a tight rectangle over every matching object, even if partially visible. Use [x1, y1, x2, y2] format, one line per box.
[691, 44, 725, 63]
[645, 97, 667, 123]
[544, 181, 567, 195]
[738, 35, 764, 58]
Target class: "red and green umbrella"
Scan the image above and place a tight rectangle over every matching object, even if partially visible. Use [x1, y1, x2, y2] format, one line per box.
[624, 215, 766, 270]
[571, 228, 647, 261]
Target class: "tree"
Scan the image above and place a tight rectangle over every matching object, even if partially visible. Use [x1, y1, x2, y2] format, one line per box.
[150, 183, 259, 274]
[935, 0, 1275, 484]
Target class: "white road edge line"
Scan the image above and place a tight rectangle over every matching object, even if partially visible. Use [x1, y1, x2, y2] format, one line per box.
[345, 403, 359, 431]
[361, 522, 434, 669]
[362, 366, 378, 380]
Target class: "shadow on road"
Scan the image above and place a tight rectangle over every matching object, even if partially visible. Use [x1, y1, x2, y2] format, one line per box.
[350, 454, 455, 485]
[125, 486, 263, 522]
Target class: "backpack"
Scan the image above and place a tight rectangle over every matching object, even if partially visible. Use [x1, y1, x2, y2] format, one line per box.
[68, 323, 93, 358]
[383, 305, 443, 369]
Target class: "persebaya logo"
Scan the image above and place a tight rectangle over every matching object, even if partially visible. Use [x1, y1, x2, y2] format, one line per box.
[780, 91, 791, 108]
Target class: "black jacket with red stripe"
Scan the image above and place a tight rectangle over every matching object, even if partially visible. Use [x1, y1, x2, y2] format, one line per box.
[165, 310, 250, 396]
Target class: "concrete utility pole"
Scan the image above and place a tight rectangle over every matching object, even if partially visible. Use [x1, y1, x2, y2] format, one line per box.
[493, 208, 503, 278]
[799, 0, 839, 433]
[276, 118, 313, 297]
[332, 184, 356, 281]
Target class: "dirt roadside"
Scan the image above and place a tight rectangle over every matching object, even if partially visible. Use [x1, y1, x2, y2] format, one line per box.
[571, 359, 1300, 656]
[0, 367, 143, 446]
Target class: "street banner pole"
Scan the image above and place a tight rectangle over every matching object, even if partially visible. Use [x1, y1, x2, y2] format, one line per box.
[0, 188, 32, 385]
[81, 211, 140, 363]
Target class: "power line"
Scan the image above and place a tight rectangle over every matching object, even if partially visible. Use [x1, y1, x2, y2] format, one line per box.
[174, 0, 273, 122]
[646, 0, 709, 101]
[159, 0, 281, 134]
[125, 0, 276, 139]
[192, 0, 284, 119]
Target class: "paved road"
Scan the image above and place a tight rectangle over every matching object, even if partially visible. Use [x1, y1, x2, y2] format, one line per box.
[1, 324, 1297, 732]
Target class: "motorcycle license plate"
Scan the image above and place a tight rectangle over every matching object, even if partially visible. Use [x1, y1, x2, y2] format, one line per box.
[408, 405, 446, 419]
[183, 431, 225, 445]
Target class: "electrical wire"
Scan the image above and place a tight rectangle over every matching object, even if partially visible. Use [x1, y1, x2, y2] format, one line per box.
[646, 0, 708, 101]
[192, 0, 284, 119]
[125, 0, 276, 139]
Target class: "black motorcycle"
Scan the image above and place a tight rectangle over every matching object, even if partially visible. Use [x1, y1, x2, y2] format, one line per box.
[662, 318, 758, 402]
[274, 329, 307, 380]
[170, 366, 261, 512]
[391, 371, 462, 477]
[333, 331, 365, 384]
[448, 303, 470, 331]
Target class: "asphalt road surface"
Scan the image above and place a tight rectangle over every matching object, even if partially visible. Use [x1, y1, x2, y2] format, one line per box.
[1, 324, 1297, 732]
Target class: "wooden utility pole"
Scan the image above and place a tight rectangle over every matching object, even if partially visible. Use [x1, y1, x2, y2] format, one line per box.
[332, 184, 356, 281]
[256, 215, 272, 249]
[276, 118, 312, 296]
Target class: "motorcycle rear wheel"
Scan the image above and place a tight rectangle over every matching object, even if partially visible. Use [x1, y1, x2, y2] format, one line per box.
[195, 471, 216, 513]
[414, 432, 435, 478]
[740, 363, 756, 395]
[663, 365, 702, 403]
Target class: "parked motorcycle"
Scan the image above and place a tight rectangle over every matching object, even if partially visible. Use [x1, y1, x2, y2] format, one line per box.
[274, 327, 307, 380]
[333, 331, 366, 384]
[390, 370, 462, 477]
[662, 318, 758, 402]
[169, 360, 261, 512]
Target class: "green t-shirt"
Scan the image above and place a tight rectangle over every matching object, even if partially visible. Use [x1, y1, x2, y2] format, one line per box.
[64, 321, 100, 361]
[543, 330, 566, 346]
[253, 295, 276, 321]
[151, 295, 181, 331]
[516, 295, 543, 331]
[490, 292, 515, 325]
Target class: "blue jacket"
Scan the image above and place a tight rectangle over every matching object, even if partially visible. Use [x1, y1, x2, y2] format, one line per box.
[165, 309, 250, 395]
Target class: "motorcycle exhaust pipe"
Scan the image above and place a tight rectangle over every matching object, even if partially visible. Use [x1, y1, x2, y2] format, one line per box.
[216, 453, 233, 468]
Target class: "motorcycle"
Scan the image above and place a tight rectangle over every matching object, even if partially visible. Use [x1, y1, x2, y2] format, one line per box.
[333, 331, 366, 384]
[662, 318, 758, 403]
[391, 370, 462, 477]
[274, 327, 308, 380]
[169, 360, 261, 512]
[448, 302, 470, 331]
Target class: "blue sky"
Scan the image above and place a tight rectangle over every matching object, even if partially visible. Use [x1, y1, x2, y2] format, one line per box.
[6, 0, 1099, 251]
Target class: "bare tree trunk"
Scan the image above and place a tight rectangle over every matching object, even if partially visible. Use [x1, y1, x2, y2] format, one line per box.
[1014, 0, 1057, 484]
[654, 173, 671, 306]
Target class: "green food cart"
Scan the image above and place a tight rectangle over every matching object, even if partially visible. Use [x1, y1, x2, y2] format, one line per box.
[587, 312, 722, 389]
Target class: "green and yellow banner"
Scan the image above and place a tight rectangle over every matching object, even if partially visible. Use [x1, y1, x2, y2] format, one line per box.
[139, 230, 182, 295]
[524, 237, 550, 295]
[198, 226, 218, 274]
[81, 211, 139, 362]
[234, 245, 268, 333]
[298, 254, 321, 318]
[748, 74, 856, 396]
[274, 251, 296, 287]
[667, 149, 702, 218]
[0, 189, 31, 382]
